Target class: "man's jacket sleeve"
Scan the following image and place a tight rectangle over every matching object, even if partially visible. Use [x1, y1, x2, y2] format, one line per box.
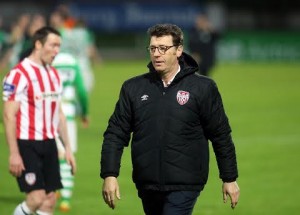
[201, 80, 238, 182]
[100, 82, 132, 179]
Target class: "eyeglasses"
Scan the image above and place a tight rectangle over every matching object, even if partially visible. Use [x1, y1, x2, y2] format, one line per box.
[147, 45, 177, 55]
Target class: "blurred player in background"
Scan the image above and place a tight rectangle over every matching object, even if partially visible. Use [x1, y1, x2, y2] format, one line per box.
[49, 6, 101, 93]
[0, 15, 10, 69]
[52, 52, 89, 212]
[0, 13, 30, 69]
[188, 14, 220, 76]
[19, 13, 46, 61]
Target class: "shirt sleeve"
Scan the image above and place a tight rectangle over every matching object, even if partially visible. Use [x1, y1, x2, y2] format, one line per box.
[3, 69, 27, 102]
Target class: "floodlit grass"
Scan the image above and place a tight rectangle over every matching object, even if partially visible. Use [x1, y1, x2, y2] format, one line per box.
[0, 60, 299, 214]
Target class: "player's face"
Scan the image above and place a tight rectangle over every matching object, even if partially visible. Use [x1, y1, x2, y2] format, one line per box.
[149, 35, 183, 75]
[40, 33, 61, 65]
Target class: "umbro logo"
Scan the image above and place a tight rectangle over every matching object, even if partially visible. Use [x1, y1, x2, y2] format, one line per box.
[141, 95, 149, 101]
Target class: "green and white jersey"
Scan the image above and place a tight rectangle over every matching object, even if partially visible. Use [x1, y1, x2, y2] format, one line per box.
[60, 27, 92, 59]
[0, 30, 9, 52]
[59, 27, 95, 92]
[52, 52, 88, 120]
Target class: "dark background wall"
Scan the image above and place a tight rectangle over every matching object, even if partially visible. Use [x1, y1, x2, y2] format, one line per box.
[1, 0, 300, 61]
[1, 0, 300, 30]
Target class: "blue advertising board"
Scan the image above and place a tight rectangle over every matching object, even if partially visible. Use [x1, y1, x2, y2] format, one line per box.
[70, 3, 202, 32]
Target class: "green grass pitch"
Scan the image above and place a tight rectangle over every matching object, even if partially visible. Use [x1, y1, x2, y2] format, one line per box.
[0, 60, 300, 214]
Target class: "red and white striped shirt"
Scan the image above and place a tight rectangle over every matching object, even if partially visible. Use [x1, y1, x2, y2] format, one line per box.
[3, 58, 62, 140]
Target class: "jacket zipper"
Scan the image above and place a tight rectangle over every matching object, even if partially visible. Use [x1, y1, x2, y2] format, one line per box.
[159, 84, 168, 188]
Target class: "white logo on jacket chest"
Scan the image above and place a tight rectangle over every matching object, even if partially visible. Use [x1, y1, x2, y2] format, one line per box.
[141, 95, 149, 101]
[177, 90, 190, 105]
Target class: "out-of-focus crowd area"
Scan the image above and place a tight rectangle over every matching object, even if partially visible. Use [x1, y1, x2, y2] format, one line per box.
[1, 0, 300, 66]
[0, 2, 101, 71]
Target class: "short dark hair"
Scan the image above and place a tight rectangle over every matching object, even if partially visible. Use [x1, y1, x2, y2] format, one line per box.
[147, 24, 184, 46]
[31, 26, 61, 46]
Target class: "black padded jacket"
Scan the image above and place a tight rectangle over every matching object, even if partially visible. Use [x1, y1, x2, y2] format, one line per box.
[100, 52, 238, 191]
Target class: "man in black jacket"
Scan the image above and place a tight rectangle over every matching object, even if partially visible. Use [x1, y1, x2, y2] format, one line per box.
[100, 23, 240, 215]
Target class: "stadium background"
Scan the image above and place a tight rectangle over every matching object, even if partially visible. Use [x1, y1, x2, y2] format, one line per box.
[1, 0, 300, 61]
[0, 0, 300, 214]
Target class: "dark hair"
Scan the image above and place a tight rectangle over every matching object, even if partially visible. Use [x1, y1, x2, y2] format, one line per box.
[31, 26, 61, 46]
[147, 24, 184, 46]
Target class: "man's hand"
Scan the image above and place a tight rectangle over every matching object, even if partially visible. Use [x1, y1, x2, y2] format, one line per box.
[9, 152, 25, 177]
[222, 181, 240, 209]
[102, 176, 121, 209]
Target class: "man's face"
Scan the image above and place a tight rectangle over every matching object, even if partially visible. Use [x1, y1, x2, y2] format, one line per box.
[149, 35, 183, 75]
[39, 33, 61, 65]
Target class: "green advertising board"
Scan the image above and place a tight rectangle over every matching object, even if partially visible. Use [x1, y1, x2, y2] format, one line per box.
[217, 31, 300, 62]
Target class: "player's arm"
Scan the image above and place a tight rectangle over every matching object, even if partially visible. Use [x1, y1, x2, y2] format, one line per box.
[3, 100, 25, 177]
[58, 104, 76, 174]
[87, 30, 102, 65]
[74, 64, 89, 127]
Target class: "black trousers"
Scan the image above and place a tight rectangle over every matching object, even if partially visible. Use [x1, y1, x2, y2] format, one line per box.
[138, 190, 200, 215]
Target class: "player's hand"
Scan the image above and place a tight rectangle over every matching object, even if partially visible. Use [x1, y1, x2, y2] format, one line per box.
[65, 149, 76, 175]
[222, 181, 240, 209]
[102, 176, 121, 209]
[81, 116, 89, 128]
[9, 152, 25, 177]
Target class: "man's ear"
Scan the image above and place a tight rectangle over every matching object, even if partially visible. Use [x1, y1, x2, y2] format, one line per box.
[35, 40, 42, 50]
[176, 45, 183, 57]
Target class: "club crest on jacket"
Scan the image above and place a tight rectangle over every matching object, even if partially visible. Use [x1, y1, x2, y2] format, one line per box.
[177, 90, 190, 105]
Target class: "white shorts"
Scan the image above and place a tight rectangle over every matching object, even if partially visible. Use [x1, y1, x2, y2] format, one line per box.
[56, 120, 77, 153]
